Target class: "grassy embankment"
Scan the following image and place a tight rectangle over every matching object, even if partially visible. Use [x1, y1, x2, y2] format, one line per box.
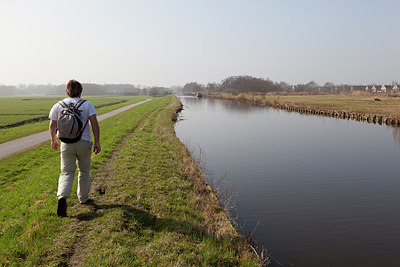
[0, 96, 260, 266]
[207, 92, 400, 125]
[0, 95, 149, 143]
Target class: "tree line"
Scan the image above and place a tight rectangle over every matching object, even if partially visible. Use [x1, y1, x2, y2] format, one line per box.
[181, 75, 400, 94]
[0, 83, 172, 96]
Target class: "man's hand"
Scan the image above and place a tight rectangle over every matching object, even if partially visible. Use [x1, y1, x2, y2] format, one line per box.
[93, 142, 101, 154]
[51, 139, 60, 151]
[89, 114, 101, 154]
[49, 120, 59, 151]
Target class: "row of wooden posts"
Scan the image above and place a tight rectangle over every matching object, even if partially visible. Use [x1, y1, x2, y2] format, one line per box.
[277, 103, 398, 126]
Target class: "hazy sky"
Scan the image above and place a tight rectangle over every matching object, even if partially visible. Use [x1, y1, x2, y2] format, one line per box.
[0, 0, 399, 87]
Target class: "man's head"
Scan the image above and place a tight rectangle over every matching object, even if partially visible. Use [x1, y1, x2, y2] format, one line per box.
[66, 80, 83, 98]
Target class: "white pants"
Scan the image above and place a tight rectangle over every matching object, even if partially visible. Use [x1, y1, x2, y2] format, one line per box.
[57, 139, 92, 203]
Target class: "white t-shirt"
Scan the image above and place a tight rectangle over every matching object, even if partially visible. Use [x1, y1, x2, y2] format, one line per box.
[49, 97, 97, 142]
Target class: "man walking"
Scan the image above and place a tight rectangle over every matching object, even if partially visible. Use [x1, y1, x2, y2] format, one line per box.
[49, 80, 101, 217]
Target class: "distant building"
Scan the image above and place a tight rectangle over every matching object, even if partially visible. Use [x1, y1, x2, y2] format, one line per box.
[336, 85, 350, 93]
[123, 88, 141, 96]
[334, 86, 344, 93]
[292, 83, 398, 94]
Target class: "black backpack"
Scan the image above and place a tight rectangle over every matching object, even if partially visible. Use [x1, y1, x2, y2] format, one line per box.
[57, 99, 88, 143]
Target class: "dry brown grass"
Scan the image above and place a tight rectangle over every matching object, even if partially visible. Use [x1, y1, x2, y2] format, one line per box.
[393, 98, 400, 120]
[176, 129, 273, 265]
[350, 90, 371, 96]
[273, 95, 280, 105]
[180, 146, 236, 237]
[220, 92, 234, 99]
[237, 93, 252, 102]
[209, 92, 400, 120]
[179, 145, 269, 265]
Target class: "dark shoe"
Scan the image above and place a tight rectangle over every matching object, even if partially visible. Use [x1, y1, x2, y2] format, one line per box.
[80, 198, 94, 205]
[57, 198, 67, 217]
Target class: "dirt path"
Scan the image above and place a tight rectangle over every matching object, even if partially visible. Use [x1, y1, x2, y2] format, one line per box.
[59, 102, 158, 266]
[0, 99, 152, 160]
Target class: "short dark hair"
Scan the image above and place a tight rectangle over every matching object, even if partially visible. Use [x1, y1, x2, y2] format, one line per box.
[66, 80, 83, 97]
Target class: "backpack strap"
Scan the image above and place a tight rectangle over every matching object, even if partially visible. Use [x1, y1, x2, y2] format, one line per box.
[75, 99, 87, 109]
[58, 100, 68, 108]
[80, 119, 90, 134]
[75, 99, 89, 134]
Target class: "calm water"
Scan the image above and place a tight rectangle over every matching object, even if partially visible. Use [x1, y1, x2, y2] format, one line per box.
[174, 96, 400, 267]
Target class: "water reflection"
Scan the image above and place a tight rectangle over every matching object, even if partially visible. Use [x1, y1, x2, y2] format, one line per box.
[182, 96, 258, 114]
[175, 96, 400, 267]
[392, 126, 400, 146]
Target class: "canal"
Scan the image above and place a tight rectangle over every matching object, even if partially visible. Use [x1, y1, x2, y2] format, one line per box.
[174, 96, 400, 267]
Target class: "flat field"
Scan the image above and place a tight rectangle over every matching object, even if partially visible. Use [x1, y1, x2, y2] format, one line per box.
[0, 96, 148, 143]
[0, 95, 259, 266]
[0, 96, 143, 126]
[211, 92, 400, 118]
[265, 94, 400, 117]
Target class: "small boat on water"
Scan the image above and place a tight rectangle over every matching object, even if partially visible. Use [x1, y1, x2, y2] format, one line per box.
[196, 92, 203, 98]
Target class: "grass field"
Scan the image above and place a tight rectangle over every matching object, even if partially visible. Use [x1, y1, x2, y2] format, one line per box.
[0, 95, 149, 143]
[209, 92, 400, 119]
[0, 95, 260, 266]
[266, 94, 400, 117]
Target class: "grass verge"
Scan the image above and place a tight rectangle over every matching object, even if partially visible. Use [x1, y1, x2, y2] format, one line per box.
[0, 96, 261, 266]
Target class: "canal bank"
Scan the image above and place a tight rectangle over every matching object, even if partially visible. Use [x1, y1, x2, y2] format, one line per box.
[0, 96, 261, 266]
[206, 92, 400, 127]
[175, 96, 400, 267]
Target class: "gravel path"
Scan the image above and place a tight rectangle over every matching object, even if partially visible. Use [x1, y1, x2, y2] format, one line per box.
[0, 99, 152, 159]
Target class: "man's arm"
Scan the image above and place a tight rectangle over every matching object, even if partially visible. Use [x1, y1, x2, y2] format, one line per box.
[89, 114, 101, 154]
[49, 120, 59, 150]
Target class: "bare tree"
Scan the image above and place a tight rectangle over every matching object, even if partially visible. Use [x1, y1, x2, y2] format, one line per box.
[149, 87, 159, 96]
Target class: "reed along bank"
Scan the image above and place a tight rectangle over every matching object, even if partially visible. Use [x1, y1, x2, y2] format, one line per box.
[206, 92, 400, 127]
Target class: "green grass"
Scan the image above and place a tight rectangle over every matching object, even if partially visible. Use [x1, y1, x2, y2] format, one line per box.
[0, 96, 60, 116]
[0, 95, 135, 118]
[0, 98, 160, 265]
[0, 114, 47, 126]
[0, 95, 149, 143]
[0, 96, 260, 266]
